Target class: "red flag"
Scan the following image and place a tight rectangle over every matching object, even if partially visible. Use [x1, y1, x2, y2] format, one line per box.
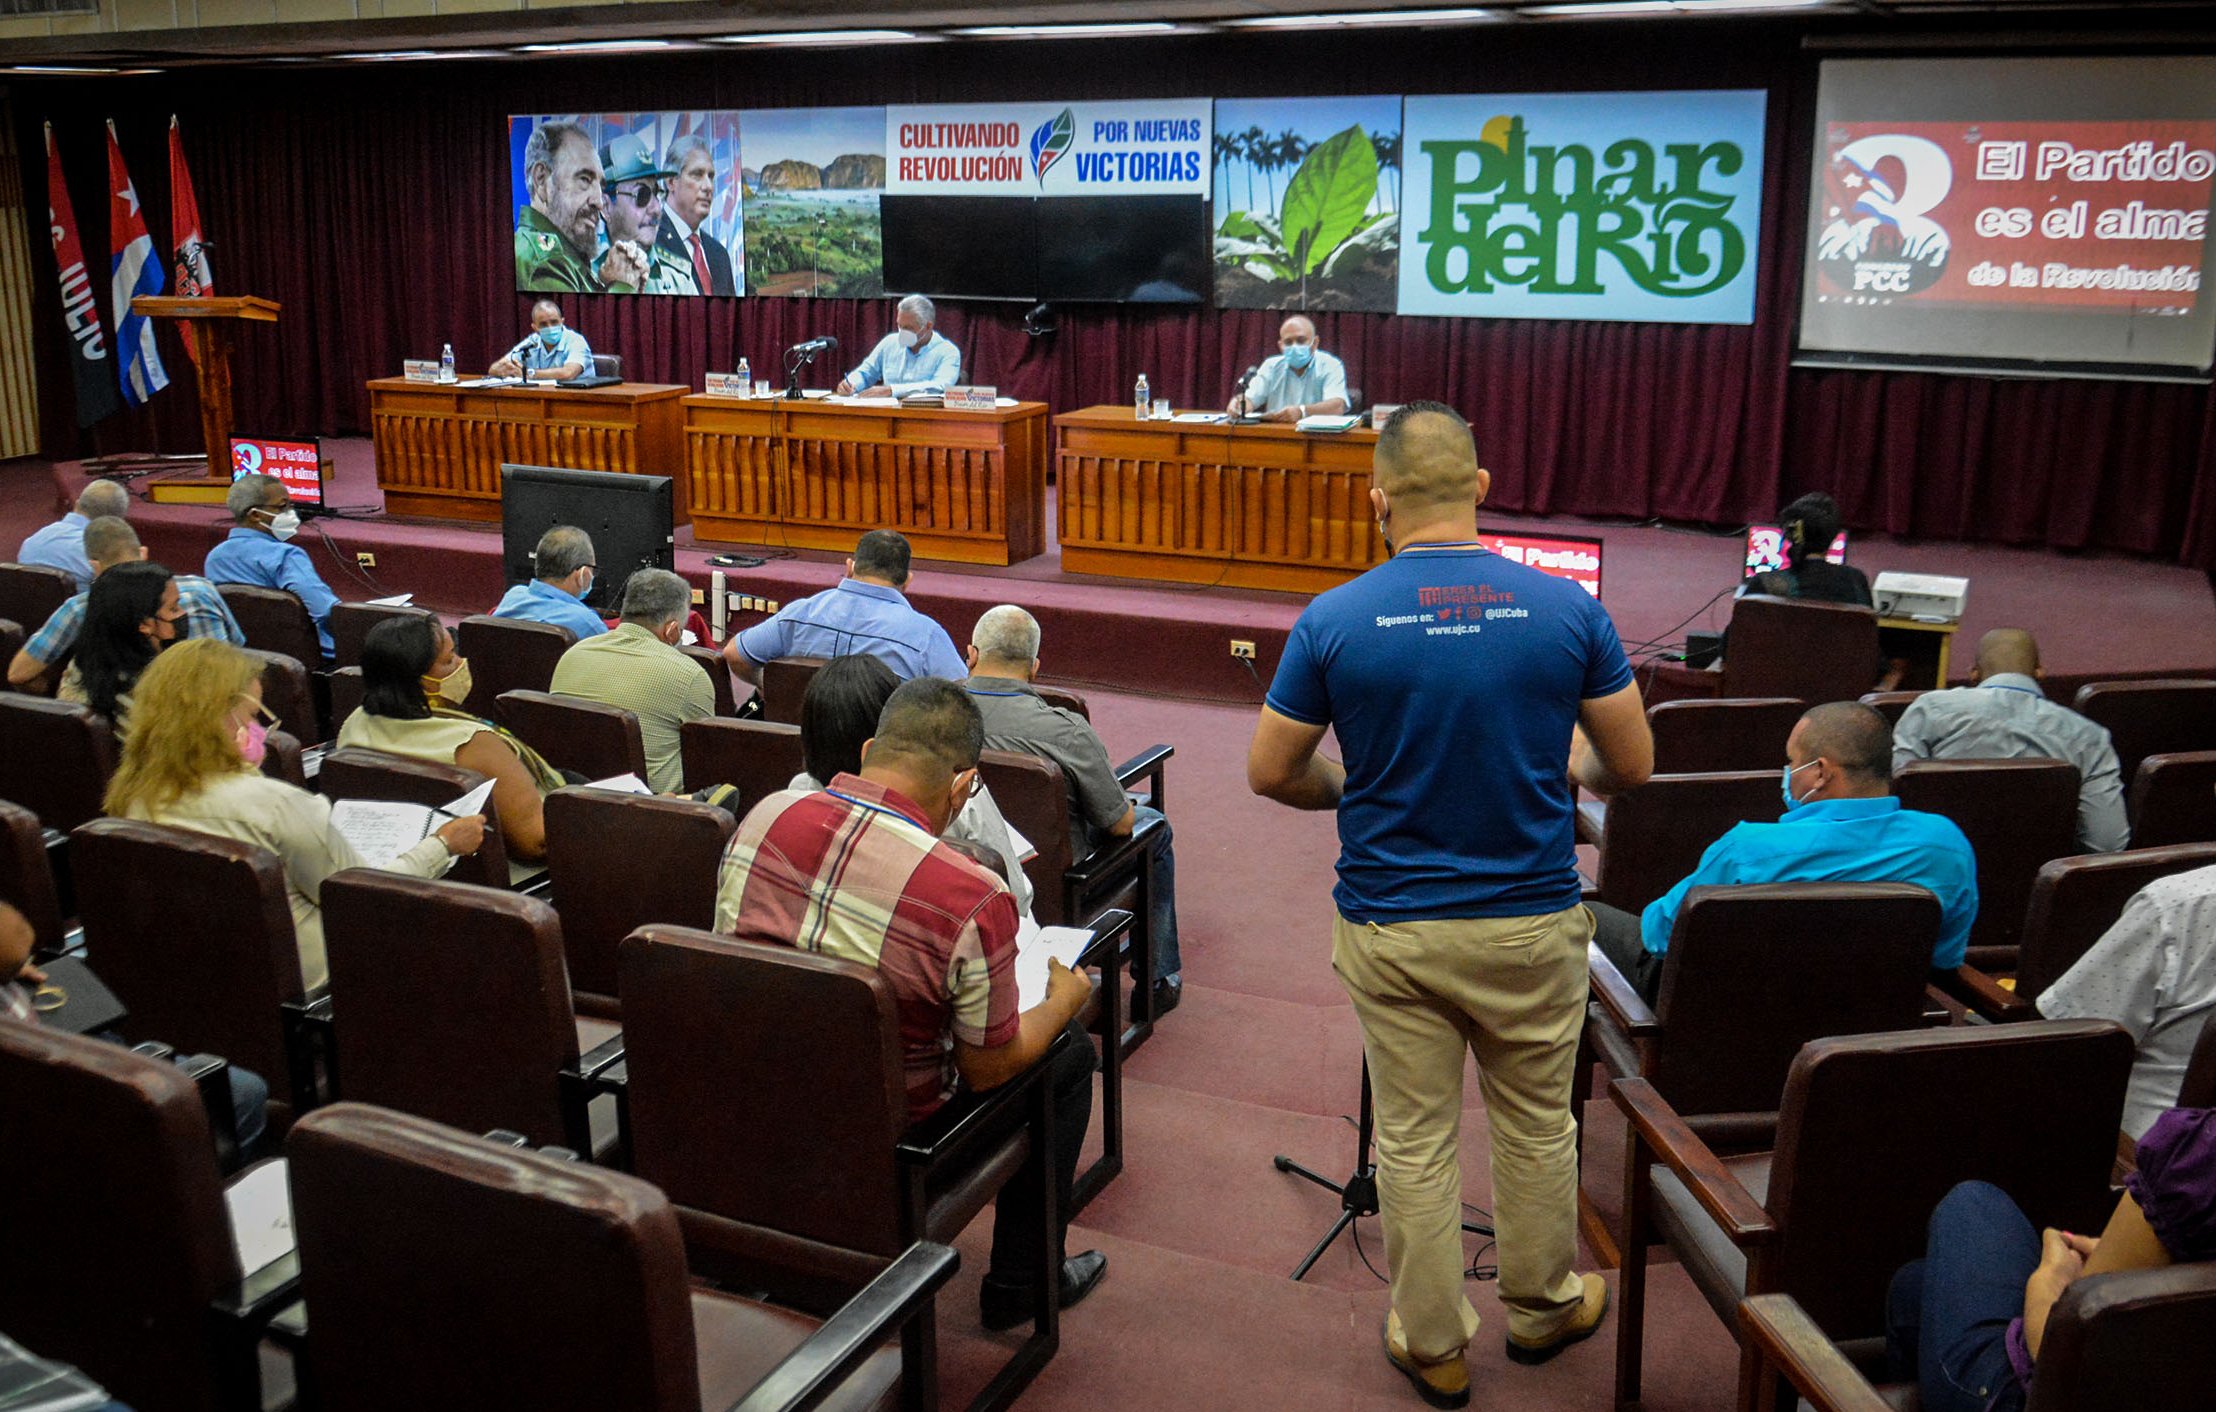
[44, 123, 124, 428]
[168, 115, 212, 362]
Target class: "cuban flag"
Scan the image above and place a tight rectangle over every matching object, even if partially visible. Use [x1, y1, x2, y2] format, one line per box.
[105, 119, 169, 407]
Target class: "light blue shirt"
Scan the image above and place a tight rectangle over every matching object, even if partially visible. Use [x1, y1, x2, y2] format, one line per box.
[521, 327, 594, 376]
[204, 526, 340, 657]
[17, 513, 94, 591]
[844, 332, 962, 397]
[1240, 349, 1349, 416]
[1639, 795, 1979, 970]
[734, 579, 967, 682]
[1892, 673, 2129, 854]
[493, 578, 607, 640]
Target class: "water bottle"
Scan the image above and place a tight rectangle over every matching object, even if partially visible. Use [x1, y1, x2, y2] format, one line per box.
[1134, 372, 1150, 420]
[440, 342, 455, 382]
[736, 356, 751, 395]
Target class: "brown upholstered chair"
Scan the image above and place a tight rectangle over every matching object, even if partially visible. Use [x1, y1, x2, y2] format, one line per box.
[2126, 750, 2216, 848]
[616, 925, 1069, 1412]
[1035, 685, 1090, 721]
[257, 727, 311, 791]
[1648, 597, 1883, 707]
[2072, 679, 2216, 788]
[1580, 771, 1783, 913]
[2178, 1008, 2216, 1109]
[542, 787, 735, 1016]
[71, 817, 317, 1113]
[0, 1024, 299, 1412]
[2010, 843, 2216, 1008]
[1857, 689, 1925, 727]
[0, 562, 78, 645]
[1612, 1020, 2133, 1411]
[501, 688, 649, 784]
[761, 655, 829, 725]
[0, 798, 68, 954]
[456, 614, 576, 727]
[216, 582, 326, 667]
[241, 645, 322, 745]
[328, 664, 364, 732]
[0, 615, 21, 685]
[286, 1102, 954, 1412]
[1894, 759, 2080, 963]
[1740, 1262, 2216, 1411]
[682, 717, 808, 814]
[681, 642, 738, 716]
[0, 694, 115, 831]
[319, 869, 619, 1154]
[328, 600, 427, 669]
[318, 745, 515, 890]
[1647, 698, 1804, 775]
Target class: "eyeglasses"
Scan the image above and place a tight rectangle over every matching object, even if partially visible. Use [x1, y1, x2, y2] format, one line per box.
[606, 181, 664, 205]
[236, 696, 282, 734]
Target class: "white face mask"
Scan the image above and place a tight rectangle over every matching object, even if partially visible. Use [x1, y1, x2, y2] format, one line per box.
[897, 327, 921, 350]
[265, 509, 301, 541]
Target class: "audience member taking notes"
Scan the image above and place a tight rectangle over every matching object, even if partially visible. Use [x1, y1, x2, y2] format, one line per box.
[723, 529, 966, 686]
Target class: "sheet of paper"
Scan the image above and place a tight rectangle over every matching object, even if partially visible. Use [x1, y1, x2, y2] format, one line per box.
[1016, 920, 1094, 1011]
[1172, 411, 1225, 423]
[1003, 819, 1039, 865]
[442, 780, 495, 818]
[458, 376, 522, 388]
[225, 1158, 296, 1278]
[329, 799, 436, 868]
[365, 593, 414, 607]
[1296, 413, 1362, 433]
[995, 397, 1019, 407]
[680, 629, 698, 646]
[584, 773, 651, 795]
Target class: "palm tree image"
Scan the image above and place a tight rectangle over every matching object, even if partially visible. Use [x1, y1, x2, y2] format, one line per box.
[1239, 124, 1267, 208]
[1213, 129, 1239, 205]
[1270, 130, 1309, 213]
[1370, 129, 1401, 214]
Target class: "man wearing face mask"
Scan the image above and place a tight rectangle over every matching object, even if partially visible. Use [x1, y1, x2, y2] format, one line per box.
[1229, 314, 1349, 424]
[489, 300, 595, 383]
[837, 294, 961, 399]
[492, 524, 608, 639]
[1587, 700, 1980, 1005]
[204, 473, 339, 661]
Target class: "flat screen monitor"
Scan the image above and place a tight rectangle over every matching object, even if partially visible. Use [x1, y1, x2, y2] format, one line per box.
[1477, 531, 1605, 599]
[1036, 196, 1208, 303]
[1744, 525, 1851, 577]
[881, 195, 1040, 301]
[500, 464, 674, 613]
[230, 435, 325, 508]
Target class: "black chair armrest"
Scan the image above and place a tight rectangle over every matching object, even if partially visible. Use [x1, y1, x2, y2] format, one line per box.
[723, 1241, 960, 1412]
[1065, 817, 1157, 892]
[895, 1028, 1071, 1170]
[1735, 1294, 1895, 1412]
[1078, 909, 1134, 970]
[133, 1042, 242, 1173]
[1113, 743, 1174, 813]
[1930, 964, 2037, 1022]
[1610, 1077, 1778, 1249]
[209, 1250, 304, 1332]
[1587, 942, 1659, 1037]
[557, 1031, 629, 1162]
[279, 993, 336, 1112]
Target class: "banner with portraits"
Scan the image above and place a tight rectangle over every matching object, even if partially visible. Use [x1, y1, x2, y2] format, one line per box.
[509, 111, 742, 296]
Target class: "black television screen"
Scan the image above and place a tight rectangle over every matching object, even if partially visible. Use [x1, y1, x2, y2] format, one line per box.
[500, 464, 674, 613]
[1037, 196, 1208, 303]
[881, 196, 1039, 301]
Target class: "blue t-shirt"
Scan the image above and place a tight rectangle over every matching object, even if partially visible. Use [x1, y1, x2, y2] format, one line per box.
[1267, 544, 1634, 922]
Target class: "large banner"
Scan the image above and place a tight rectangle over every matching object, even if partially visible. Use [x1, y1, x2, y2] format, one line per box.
[742, 106, 884, 299]
[887, 100, 1211, 197]
[1213, 96, 1401, 313]
[509, 112, 742, 295]
[1399, 91, 1767, 324]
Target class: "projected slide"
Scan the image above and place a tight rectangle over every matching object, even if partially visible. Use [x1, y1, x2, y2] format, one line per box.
[1798, 57, 2216, 375]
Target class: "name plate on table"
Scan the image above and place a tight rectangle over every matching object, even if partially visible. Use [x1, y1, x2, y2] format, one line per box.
[403, 360, 445, 383]
[704, 371, 752, 398]
[944, 385, 998, 412]
[1370, 403, 1402, 431]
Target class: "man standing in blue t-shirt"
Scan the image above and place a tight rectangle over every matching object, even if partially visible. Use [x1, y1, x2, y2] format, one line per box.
[1248, 403, 1653, 1409]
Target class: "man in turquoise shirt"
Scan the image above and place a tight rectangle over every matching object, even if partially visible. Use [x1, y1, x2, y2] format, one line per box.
[1590, 700, 1979, 1002]
[492, 525, 607, 641]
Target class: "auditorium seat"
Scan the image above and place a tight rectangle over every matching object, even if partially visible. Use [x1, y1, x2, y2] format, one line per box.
[329, 664, 364, 731]
[1037, 684, 1092, 721]
[328, 600, 427, 669]
[320, 869, 618, 1155]
[2179, 1009, 2216, 1110]
[0, 1024, 299, 1412]
[0, 694, 115, 832]
[592, 352, 622, 379]
[681, 716, 807, 813]
[1580, 771, 1782, 914]
[2126, 750, 2216, 848]
[1644, 595, 1883, 707]
[614, 924, 1062, 1412]
[241, 645, 323, 745]
[318, 746, 516, 891]
[499, 688, 648, 784]
[680, 641, 738, 716]
[216, 582, 325, 668]
[0, 798, 69, 957]
[455, 614, 574, 728]
[1858, 688, 1926, 727]
[542, 787, 733, 1016]
[0, 562, 77, 646]
[2011, 843, 2216, 1009]
[761, 655, 829, 725]
[258, 727, 311, 791]
[1613, 1020, 2132, 1411]
[0, 616, 22, 689]
[1646, 697, 1803, 775]
[71, 817, 318, 1116]
[2073, 678, 2216, 787]
[1895, 758, 2080, 963]
[285, 1102, 952, 1412]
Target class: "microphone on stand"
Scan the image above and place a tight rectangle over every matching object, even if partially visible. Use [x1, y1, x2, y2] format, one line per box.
[1230, 364, 1259, 419]
[789, 335, 839, 356]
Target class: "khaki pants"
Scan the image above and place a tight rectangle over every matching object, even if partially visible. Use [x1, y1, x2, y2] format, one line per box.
[1332, 906, 1590, 1361]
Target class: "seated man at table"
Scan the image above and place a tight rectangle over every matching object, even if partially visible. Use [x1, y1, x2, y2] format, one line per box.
[488, 299, 595, 382]
[549, 569, 713, 794]
[723, 529, 967, 686]
[836, 294, 961, 399]
[1228, 314, 1348, 424]
[1892, 627, 2128, 854]
[1588, 701, 1979, 1003]
[8, 517, 242, 690]
[492, 525, 607, 641]
[17, 479, 129, 591]
[203, 473, 339, 661]
[714, 677, 1105, 1328]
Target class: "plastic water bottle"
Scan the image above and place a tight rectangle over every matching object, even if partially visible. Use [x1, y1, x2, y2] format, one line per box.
[440, 343, 455, 382]
[736, 356, 751, 394]
[1134, 373, 1150, 420]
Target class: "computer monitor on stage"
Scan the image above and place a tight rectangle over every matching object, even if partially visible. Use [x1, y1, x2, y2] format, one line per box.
[230, 434, 326, 509]
[1744, 524, 1849, 577]
[500, 464, 674, 613]
[1476, 531, 1604, 599]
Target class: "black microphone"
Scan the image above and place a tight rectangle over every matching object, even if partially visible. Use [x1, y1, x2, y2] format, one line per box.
[790, 335, 839, 355]
[1231, 364, 1259, 417]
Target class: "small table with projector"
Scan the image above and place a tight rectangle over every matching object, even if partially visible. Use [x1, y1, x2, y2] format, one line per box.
[1874, 572, 1970, 689]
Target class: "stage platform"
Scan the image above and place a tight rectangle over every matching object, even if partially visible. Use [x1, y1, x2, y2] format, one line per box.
[38, 439, 2216, 705]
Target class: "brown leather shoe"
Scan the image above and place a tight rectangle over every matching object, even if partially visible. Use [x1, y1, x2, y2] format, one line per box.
[1505, 1273, 1609, 1365]
[1383, 1309, 1470, 1408]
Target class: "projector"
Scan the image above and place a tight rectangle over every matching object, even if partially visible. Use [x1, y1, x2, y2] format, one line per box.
[1872, 571, 1969, 624]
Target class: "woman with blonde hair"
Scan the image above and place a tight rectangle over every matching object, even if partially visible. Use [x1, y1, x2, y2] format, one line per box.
[106, 638, 485, 991]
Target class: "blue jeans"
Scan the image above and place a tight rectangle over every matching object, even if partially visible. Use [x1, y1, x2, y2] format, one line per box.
[1132, 805, 1178, 982]
[1886, 1181, 2035, 1412]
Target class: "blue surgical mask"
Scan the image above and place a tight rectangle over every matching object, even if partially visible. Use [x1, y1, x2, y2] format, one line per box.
[1283, 342, 1315, 372]
[1780, 760, 1815, 809]
[538, 324, 564, 347]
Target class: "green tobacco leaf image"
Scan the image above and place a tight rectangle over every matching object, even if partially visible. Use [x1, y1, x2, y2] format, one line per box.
[1217, 209, 1265, 240]
[1280, 125, 1379, 275]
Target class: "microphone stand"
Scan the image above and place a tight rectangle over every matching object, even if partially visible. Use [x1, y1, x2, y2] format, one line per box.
[783, 343, 827, 400]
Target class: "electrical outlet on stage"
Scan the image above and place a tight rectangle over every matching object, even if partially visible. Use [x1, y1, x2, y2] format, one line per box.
[356, 552, 376, 569]
[1229, 640, 1256, 660]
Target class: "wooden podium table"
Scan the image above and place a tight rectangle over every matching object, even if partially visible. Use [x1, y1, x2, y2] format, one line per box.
[1054, 406, 1383, 593]
[367, 377, 688, 523]
[683, 396, 1048, 565]
[133, 294, 281, 496]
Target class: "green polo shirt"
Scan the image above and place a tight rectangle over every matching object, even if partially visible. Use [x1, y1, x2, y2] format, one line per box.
[548, 622, 715, 793]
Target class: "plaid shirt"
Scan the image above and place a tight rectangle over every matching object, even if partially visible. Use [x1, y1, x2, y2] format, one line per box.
[714, 773, 1021, 1121]
[21, 574, 244, 665]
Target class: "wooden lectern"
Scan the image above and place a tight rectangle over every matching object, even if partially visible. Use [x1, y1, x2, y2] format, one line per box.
[131, 295, 280, 500]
